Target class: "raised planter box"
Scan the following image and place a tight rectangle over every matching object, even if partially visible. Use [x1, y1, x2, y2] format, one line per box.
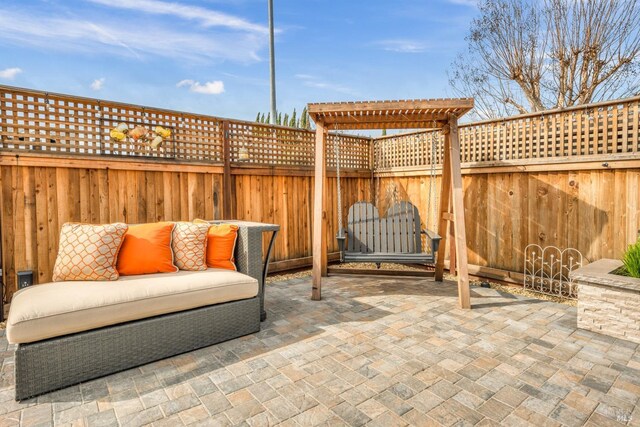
[570, 259, 640, 344]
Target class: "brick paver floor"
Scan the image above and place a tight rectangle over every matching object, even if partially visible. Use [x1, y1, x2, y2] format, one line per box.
[1, 275, 639, 426]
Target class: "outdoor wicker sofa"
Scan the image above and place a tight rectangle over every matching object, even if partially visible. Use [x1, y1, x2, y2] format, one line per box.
[6, 221, 279, 400]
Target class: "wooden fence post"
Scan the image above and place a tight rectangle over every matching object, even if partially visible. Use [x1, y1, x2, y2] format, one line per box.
[222, 121, 233, 220]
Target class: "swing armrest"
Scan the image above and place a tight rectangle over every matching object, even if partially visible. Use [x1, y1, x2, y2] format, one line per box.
[421, 229, 441, 253]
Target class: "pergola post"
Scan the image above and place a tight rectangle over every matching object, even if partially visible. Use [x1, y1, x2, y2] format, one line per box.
[434, 117, 470, 309]
[447, 116, 470, 309]
[312, 121, 328, 300]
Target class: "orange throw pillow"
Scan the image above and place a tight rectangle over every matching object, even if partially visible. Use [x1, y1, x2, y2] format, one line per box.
[117, 222, 178, 276]
[194, 220, 238, 270]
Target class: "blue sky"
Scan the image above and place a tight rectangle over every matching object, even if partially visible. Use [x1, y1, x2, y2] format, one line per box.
[0, 0, 478, 121]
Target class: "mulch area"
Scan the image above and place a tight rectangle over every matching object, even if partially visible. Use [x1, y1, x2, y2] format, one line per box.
[269, 262, 576, 306]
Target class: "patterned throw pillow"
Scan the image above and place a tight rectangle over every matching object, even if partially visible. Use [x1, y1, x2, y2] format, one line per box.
[172, 222, 209, 271]
[53, 223, 128, 281]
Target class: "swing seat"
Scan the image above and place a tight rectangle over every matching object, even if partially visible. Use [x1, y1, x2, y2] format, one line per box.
[337, 201, 441, 265]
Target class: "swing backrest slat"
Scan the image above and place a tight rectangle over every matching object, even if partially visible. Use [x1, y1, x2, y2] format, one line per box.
[346, 201, 423, 254]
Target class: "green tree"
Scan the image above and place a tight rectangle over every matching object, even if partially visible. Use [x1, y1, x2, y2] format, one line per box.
[254, 108, 314, 129]
[290, 109, 297, 127]
[305, 108, 312, 129]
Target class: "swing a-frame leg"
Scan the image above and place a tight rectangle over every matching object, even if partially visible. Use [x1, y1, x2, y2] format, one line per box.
[312, 121, 327, 301]
[435, 117, 471, 309]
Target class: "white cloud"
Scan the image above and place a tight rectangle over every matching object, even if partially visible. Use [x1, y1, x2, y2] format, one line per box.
[0, 8, 265, 63]
[294, 74, 354, 95]
[87, 0, 269, 34]
[446, 0, 477, 6]
[375, 39, 428, 53]
[177, 79, 225, 95]
[91, 77, 105, 90]
[0, 67, 22, 79]
[294, 74, 314, 80]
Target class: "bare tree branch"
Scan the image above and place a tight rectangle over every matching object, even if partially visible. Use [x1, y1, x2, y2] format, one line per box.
[449, 0, 640, 119]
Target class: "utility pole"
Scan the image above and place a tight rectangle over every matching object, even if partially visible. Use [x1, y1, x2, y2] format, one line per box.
[268, 0, 277, 125]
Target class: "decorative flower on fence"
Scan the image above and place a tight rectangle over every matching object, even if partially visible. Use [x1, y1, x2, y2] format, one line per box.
[108, 123, 172, 149]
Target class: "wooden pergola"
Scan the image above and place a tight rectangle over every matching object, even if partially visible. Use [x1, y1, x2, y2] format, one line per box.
[307, 98, 475, 309]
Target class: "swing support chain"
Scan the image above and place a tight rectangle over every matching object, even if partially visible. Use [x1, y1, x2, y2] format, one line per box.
[334, 131, 346, 262]
[425, 122, 439, 231]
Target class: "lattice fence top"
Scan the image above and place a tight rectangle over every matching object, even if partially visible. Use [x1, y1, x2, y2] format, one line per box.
[225, 122, 370, 169]
[0, 87, 225, 162]
[374, 97, 640, 170]
[4, 85, 640, 171]
[0, 85, 372, 169]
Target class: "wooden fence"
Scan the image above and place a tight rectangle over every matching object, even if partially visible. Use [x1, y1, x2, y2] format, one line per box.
[0, 85, 373, 301]
[375, 168, 640, 283]
[0, 155, 371, 301]
[373, 96, 640, 283]
[2, 85, 640, 302]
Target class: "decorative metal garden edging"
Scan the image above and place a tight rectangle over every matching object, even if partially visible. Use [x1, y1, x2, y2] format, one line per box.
[523, 244, 584, 299]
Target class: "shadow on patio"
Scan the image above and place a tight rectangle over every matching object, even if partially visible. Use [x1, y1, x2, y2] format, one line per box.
[2, 274, 638, 427]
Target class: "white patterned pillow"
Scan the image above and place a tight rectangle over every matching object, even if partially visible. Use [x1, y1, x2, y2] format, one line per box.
[172, 222, 209, 271]
[53, 223, 128, 281]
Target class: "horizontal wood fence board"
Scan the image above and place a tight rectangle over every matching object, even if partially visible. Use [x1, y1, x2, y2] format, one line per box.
[374, 153, 640, 177]
[0, 152, 225, 174]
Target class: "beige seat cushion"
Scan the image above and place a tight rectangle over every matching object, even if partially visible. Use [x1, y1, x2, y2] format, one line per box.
[7, 269, 258, 344]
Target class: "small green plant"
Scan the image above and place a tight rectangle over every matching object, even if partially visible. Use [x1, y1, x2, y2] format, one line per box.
[622, 240, 640, 278]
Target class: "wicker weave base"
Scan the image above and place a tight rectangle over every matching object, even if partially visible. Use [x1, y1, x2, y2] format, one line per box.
[15, 297, 260, 400]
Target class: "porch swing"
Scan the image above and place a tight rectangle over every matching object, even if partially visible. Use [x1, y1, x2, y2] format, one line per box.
[308, 98, 474, 309]
[334, 131, 441, 266]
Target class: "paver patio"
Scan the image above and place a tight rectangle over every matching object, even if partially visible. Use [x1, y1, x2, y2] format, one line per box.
[1, 275, 639, 426]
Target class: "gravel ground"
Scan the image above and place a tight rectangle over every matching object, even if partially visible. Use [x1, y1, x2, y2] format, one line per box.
[332, 262, 429, 271]
[269, 263, 576, 306]
[482, 281, 576, 306]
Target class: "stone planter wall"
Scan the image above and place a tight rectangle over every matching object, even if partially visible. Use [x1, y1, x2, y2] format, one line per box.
[571, 259, 640, 344]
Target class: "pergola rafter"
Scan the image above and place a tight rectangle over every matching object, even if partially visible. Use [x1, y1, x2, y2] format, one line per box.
[308, 98, 474, 309]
